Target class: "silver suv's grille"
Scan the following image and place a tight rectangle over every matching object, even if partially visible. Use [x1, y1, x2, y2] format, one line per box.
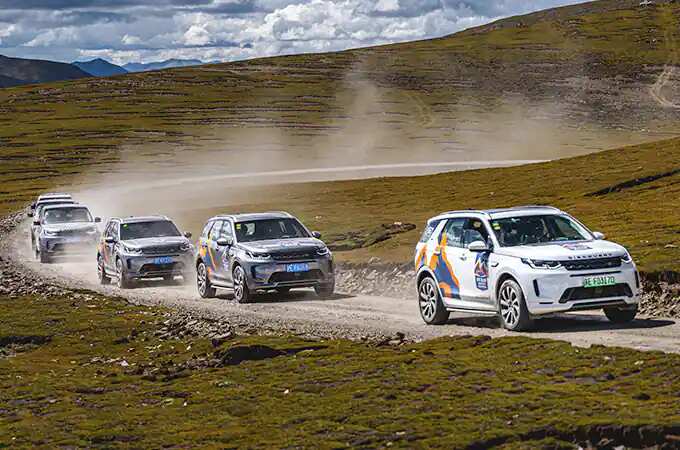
[57, 229, 91, 237]
[142, 245, 182, 255]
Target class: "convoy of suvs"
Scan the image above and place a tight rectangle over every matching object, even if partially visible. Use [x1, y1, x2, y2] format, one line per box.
[27, 193, 640, 329]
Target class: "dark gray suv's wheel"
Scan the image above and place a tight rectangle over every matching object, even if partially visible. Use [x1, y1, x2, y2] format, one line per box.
[314, 281, 335, 299]
[116, 258, 133, 289]
[196, 262, 216, 298]
[97, 254, 110, 285]
[604, 305, 637, 323]
[232, 265, 253, 303]
[418, 276, 449, 325]
[498, 279, 532, 331]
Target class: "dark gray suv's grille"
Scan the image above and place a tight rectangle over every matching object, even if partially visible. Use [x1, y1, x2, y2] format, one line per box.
[272, 250, 317, 261]
[563, 257, 621, 271]
[143, 245, 182, 255]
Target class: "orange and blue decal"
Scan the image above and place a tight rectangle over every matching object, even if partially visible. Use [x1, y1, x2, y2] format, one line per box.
[474, 252, 489, 291]
[416, 230, 460, 299]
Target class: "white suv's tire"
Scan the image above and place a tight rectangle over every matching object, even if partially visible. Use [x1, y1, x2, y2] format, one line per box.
[604, 305, 637, 323]
[418, 276, 449, 325]
[498, 279, 532, 331]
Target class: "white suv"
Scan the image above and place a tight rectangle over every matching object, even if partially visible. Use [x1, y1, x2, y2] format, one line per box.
[414, 206, 640, 331]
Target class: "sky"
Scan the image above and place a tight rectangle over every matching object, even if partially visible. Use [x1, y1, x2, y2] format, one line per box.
[0, 0, 581, 65]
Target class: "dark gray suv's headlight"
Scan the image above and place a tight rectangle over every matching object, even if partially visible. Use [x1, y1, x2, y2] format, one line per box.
[246, 251, 271, 260]
[180, 242, 192, 252]
[316, 246, 330, 256]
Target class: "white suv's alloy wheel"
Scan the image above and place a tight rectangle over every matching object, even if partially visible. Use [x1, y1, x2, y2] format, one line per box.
[499, 283, 521, 328]
[419, 280, 438, 322]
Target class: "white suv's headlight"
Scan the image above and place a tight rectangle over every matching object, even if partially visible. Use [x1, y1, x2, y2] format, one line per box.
[521, 258, 563, 270]
[621, 251, 633, 264]
[86, 227, 98, 234]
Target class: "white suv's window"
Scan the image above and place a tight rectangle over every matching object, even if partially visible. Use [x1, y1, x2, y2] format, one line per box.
[419, 219, 442, 243]
[490, 214, 590, 247]
[443, 219, 465, 247]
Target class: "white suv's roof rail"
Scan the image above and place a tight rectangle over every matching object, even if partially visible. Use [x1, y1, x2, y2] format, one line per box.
[431, 205, 563, 221]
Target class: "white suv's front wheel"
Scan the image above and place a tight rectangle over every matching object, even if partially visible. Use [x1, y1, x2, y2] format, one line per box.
[418, 276, 449, 325]
[498, 279, 532, 331]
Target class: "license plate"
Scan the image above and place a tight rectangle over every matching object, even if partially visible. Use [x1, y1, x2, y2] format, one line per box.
[286, 263, 310, 273]
[582, 275, 616, 288]
[154, 256, 174, 265]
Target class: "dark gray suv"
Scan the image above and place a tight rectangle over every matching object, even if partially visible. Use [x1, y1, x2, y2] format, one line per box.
[195, 212, 334, 303]
[97, 216, 194, 288]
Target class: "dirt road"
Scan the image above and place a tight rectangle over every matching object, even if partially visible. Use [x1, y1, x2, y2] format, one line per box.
[8, 225, 680, 354]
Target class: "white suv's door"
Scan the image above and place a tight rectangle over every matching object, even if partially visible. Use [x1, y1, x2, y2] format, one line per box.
[436, 218, 466, 301]
[455, 219, 494, 309]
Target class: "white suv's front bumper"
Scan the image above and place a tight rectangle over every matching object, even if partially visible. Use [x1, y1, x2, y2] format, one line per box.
[515, 264, 640, 316]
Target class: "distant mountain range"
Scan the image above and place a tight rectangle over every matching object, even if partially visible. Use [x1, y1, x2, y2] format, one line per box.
[122, 59, 204, 72]
[73, 58, 128, 77]
[0, 55, 210, 88]
[0, 54, 90, 87]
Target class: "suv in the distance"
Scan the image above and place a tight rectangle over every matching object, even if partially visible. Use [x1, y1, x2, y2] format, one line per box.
[33, 204, 101, 263]
[97, 216, 194, 288]
[415, 206, 640, 331]
[195, 212, 334, 303]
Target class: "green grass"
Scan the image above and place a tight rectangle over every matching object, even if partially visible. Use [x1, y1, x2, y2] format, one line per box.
[2, 292, 680, 448]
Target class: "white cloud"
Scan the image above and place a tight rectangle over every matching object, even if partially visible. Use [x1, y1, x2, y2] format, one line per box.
[1, 1, 584, 63]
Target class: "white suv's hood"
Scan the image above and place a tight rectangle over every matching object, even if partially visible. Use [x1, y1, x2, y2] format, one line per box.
[496, 240, 627, 260]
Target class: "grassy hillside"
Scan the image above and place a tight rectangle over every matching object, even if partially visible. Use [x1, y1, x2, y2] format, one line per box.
[3, 1, 680, 209]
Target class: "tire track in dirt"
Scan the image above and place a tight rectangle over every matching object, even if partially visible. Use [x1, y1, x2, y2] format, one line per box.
[649, 8, 680, 109]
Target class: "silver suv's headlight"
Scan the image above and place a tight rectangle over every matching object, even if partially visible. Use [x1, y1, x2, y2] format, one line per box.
[86, 227, 98, 234]
[43, 229, 58, 237]
[316, 246, 330, 256]
[521, 258, 563, 270]
[122, 244, 143, 255]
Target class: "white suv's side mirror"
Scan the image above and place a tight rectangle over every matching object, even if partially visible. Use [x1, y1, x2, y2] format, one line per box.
[592, 231, 605, 240]
[467, 240, 489, 252]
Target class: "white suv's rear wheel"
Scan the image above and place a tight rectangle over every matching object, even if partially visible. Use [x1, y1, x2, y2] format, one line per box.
[498, 279, 532, 331]
[418, 276, 449, 325]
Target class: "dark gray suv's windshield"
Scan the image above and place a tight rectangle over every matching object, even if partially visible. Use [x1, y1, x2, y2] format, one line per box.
[43, 207, 92, 224]
[235, 218, 309, 242]
[490, 215, 591, 247]
[120, 221, 180, 240]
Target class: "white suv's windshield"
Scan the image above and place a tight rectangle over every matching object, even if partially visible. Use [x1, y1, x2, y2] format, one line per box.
[235, 218, 309, 242]
[490, 215, 591, 247]
[120, 221, 181, 240]
[43, 207, 92, 224]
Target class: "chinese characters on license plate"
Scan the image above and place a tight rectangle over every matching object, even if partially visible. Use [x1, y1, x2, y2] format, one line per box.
[286, 263, 310, 273]
[582, 275, 616, 288]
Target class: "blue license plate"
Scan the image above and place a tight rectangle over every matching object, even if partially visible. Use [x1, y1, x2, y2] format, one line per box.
[286, 263, 310, 273]
[154, 256, 174, 265]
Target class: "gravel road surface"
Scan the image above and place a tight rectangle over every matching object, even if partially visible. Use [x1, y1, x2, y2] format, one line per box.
[6, 221, 680, 354]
